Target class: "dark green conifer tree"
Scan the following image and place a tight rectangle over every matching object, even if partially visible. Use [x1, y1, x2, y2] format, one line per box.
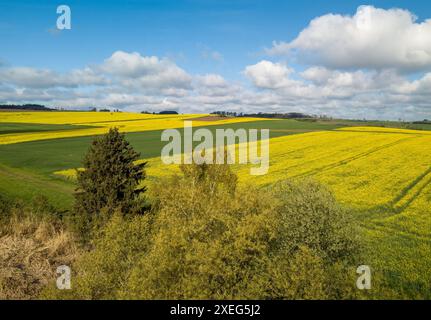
[74, 128, 147, 236]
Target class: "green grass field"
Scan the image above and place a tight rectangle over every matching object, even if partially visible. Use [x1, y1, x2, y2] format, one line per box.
[0, 122, 93, 134]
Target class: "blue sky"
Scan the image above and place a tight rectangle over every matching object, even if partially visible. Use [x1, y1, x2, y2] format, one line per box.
[1, 0, 430, 77]
[1, 0, 431, 120]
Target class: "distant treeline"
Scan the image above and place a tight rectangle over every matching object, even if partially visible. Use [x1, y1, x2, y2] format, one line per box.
[211, 111, 314, 119]
[413, 120, 431, 124]
[242, 112, 313, 119]
[141, 110, 179, 115]
[0, 104, 54, 111]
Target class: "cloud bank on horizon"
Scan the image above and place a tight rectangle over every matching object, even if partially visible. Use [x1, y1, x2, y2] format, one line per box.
[1, 5, 431, 120]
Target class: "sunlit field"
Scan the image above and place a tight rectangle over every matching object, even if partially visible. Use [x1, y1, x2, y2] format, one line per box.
[1, 111, 430, 298]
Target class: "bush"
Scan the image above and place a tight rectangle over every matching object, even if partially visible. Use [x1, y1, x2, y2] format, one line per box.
[47, 163, 361, 300]
[271, 180, 359, 260]
[265, 179, 360, 299]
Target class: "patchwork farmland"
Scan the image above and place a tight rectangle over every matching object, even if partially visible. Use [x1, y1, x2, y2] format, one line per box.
[0, 111, 430, 298]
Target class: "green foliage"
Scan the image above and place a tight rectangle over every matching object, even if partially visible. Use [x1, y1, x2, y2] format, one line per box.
[73, 128, 147, 238]
[49, 163, 361, 300]
[270, 180, 360, 263]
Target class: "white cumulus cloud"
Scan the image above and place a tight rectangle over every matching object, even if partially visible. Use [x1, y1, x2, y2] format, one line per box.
[244, 60, 297, 89]
[100, 51, 192, 89]
[267, 5, 431, 73]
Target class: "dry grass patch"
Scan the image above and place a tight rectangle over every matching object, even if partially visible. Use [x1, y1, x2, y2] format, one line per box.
[0, 216, 79, 299]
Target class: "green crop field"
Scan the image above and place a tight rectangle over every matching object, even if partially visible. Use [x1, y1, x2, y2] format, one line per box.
[0, 122, 93, 135]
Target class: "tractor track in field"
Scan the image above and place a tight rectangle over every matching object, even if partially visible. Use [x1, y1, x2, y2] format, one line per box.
[390, 166, 431, 213]
[365, 222, 431, 243]
[362, 166, 431, 220]
[290, 136, 414, 179]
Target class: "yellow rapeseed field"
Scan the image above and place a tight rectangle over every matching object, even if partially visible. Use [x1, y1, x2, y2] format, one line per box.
[0, 112, 270, 144]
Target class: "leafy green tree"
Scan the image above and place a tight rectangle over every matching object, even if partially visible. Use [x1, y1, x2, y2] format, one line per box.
[73, 128, 147, 237]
